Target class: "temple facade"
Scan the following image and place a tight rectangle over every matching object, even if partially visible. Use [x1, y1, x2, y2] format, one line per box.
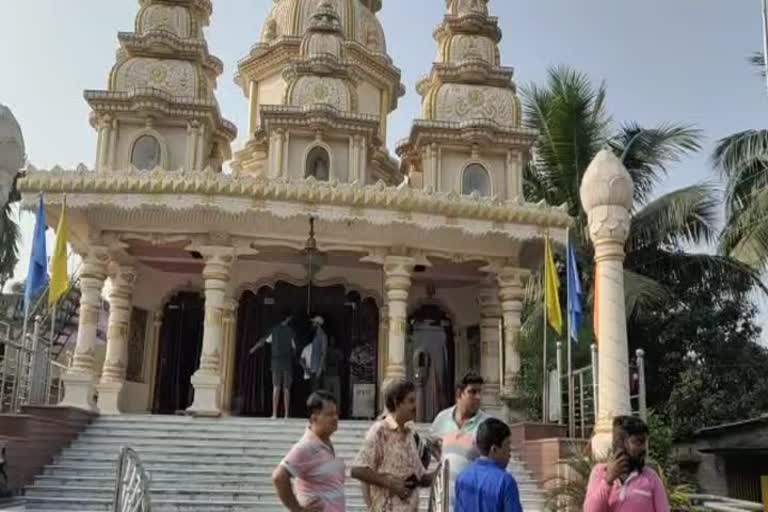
[18, 0, 569, 421]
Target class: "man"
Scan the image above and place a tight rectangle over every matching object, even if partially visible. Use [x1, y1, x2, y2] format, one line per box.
[584, 416, 670, 512]
[308, 316, 328, 390]
[455, 418, 522, 512]
[431, 372, 491, 500]
[250, 311, 296, 419]
[272, 391, 346, 512]
[351, 379, 433, 512]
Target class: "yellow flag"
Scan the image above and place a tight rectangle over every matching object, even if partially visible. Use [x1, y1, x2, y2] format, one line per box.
[544, 236, 563, 335]
[49, 200, 68, 307]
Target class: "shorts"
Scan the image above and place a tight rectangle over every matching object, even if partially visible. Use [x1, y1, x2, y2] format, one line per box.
[272, 368, 293, 389]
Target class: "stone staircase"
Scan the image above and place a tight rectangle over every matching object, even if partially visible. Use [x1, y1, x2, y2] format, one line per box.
[23, 415, 546, 511]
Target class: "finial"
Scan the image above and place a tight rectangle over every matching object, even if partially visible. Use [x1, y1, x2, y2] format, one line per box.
[579, 149, 633, 212]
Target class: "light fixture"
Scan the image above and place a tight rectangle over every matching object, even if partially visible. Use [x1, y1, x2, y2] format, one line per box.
[302, 216, 326, 314]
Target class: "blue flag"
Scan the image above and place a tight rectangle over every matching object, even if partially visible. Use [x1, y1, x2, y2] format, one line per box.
[24, 195, 48, 313]
[567, 237, 583, 343]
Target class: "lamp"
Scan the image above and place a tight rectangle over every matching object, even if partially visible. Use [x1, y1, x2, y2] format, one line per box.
[0, 104, 25, 209]
[302, 216, 327, 314]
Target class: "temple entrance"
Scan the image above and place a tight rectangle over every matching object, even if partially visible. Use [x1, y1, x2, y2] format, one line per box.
[232, 281, 379, 419]
[152, 291, 204, 414]
[407, 304, 455, 422]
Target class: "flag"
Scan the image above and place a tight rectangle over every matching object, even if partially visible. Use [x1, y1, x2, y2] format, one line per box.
[49, 198, 68, 306]
[566, 236, 583, 343]
[24, 195, 48, 313]
[544, 236, 562, 335]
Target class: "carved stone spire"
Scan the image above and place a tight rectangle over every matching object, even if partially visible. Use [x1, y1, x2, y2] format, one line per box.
[85, 0, 236, 173]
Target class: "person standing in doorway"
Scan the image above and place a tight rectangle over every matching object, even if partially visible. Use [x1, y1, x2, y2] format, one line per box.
[431, 372, 491, 502]
[454, 418, 522, 512]
[308, 316, 328, 390]
[351, 379, 433, 512]
[583, 416, 670, 512]
[250, 310, 296, 419]
[272, 391, 346, 512]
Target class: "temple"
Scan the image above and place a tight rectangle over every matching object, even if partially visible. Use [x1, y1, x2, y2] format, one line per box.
[17, 0, 570, 421]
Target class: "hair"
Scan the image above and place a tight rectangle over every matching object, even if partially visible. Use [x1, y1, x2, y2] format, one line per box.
[383, 379, 416, 413]
[476, 418, 511, 456]
[456, 371, 484, 394]
[307, 390, 336, 417]
[279, 309, 292, 322]
[613, 415, 649, 437]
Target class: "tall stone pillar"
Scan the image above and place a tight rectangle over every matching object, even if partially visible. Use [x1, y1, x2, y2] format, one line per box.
[188, 247, 234, 416]
[60, 247, 109, 411]
[382, 256, 415, 387]
[580, 149, 634, 456]
[496, 267, 528, 422]
[478, 288, 502, 416]
[220, 298, 239, 415]
[97, 265, 137, 414]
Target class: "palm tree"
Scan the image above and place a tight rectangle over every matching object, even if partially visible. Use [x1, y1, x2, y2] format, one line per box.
[712, 53, 768, 269]
[0, 179, 20, 293]
[516, 67, 761, 416]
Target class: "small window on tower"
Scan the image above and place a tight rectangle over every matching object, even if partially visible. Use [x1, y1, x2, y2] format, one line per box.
[462, 163, 491, 196]
[306, 146, 330, 181]
[131, 135, 162, 171]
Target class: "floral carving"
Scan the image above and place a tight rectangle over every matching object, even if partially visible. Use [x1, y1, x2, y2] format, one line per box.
[291, 76, 350, 110]
[436, 84, 517, 127]
[141, 5, 191, 39]
[116, 58, 197, 98]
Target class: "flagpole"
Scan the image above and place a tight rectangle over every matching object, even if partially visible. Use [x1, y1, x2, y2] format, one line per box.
[543, 269, 548, 423]
[567, 228, 575, 438]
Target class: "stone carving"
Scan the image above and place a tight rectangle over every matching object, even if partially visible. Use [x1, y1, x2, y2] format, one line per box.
[115, 58, 198, 98]
[291, 76, 350, 110]
[357, 9, 386, 53]
[454, 0, 488, 16]
[435, 84, 517, 127]
[306, 33, 343, 58]
[449, 35, 496, 64]
[140, 4, 191, 39]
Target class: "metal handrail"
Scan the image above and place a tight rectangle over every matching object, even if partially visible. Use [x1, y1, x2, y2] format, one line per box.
[113, 447, 151, 512]
[427, 460, 450, 512]
[689, 494, 763, 511]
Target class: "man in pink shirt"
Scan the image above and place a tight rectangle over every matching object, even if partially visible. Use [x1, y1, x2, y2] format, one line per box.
[584, 416, 670, 512]
[273, 391, 346, 512]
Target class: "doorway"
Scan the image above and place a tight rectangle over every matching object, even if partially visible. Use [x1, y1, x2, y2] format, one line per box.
[232, 281, 379, 418]
[407, 304, 455, 422]
[152, 291, 204, 414]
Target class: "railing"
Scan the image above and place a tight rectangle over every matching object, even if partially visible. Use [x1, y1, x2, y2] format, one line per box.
[113, 447, 151, 512]
[689, 494, 763, 511]
[427, 460, 450, 512]
[554, 345, 648, 439]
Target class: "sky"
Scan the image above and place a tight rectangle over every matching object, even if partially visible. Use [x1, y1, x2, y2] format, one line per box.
[1, 0, 767, 315]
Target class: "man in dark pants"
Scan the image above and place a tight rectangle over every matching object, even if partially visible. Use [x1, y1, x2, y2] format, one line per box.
[250, 311, 297, 419]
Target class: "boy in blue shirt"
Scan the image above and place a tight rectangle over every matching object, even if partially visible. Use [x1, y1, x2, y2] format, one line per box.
[454, 418, 523, 512]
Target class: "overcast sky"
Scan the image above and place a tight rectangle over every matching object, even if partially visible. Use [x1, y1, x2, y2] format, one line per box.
[2, 0, 767, 321]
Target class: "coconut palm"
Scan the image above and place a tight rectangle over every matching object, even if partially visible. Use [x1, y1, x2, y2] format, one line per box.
[515, 67, 762, 417]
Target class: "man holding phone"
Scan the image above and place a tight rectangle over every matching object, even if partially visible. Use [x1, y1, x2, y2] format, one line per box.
[583, 416, 670, 512]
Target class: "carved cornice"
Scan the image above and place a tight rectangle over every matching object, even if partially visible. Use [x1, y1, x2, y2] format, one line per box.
[138, 0, 213, 19]
[84, 88, 237, 141]
[435, 15, 502, 42]
[396, 119, 538, 157]
[117, 32, 224, 75]
[416, 62, 515, 95]
[259, 104, 381, 142]
[18, 167, 572, 232]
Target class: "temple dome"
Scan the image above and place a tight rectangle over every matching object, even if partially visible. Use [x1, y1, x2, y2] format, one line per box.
[260, 0, 387, 54]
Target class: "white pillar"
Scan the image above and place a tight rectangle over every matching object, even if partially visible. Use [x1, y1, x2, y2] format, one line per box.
[97, 265, 137, 415]
[60, 247, 109, 412]
[495, 267, 528, 422]
[188, 247, 234, 416]
[382, 256, 415, 387]
[478, 288, 503, 416]
[580, 149, 634, 457]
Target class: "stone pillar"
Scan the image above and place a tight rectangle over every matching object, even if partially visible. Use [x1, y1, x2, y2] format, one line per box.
[496, 267, 527, 422]
[97, 265, 137, 415]
[188, 247, 234, 415]
[580, 149, 634, 457]
[377, 304, 389, 395]
[145, 311, 163, 412]
[382, 256, 415, 386]
[478, 288, 502, 415]
[60, 247, 109, 412]
[220, 298, 239, 415]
